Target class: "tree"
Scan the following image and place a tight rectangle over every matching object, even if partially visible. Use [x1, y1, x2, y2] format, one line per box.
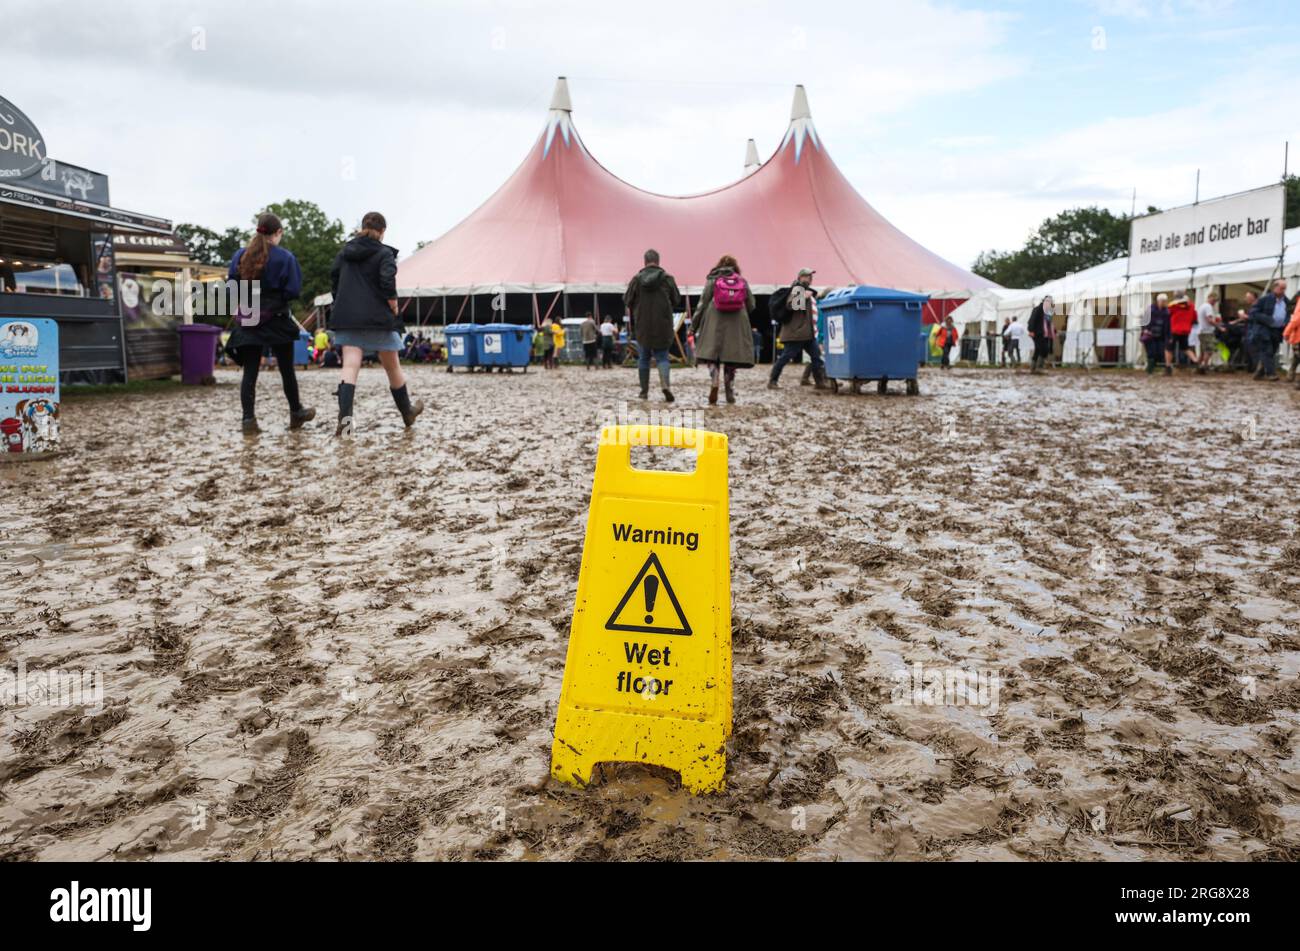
[1285, 174, 1299, 230]
[259, 199, 345, 312]
[973, 205, 1157, 288]
[174, 223, 247, 267]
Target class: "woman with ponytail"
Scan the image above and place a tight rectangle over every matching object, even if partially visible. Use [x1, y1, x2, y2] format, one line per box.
[226, 212, 315, 434]
[327, 211, 423, 436]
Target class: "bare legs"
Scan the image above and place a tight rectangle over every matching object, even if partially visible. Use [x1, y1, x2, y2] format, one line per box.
[377, 350, 407, 389]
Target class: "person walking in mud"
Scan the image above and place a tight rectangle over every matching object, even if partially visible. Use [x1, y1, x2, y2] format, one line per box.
[692, 255, 755, 405]
[768, 267, 827, 389]
[328, 211, 424, 437]
[1027, 296, 1056, 374]
[1005, 316, 1026, 367]
[1247, 278, 1291, 382]
[226, 211, 315, 435]
[599, 314, 617, 368]
[624, 248, 682, 402]
[580, 311, 599, 369]
[540, 314, 558, 369]
[1143, 294, 1172, 375]
[936, 315, 959, 370]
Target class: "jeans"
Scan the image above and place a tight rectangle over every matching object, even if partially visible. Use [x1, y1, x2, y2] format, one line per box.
[771, 338, 823, 381]
[1143, 334, 1168, 371]
[237, 343, 301, 419]
[637, 346, 671, 392]
[1249, 326, 1282, 376]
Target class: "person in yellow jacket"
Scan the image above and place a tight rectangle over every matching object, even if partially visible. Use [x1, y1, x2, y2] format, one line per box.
[928, 322, 943, 359]
[313, 328, 329, 363]
[551, 320, 566, 364]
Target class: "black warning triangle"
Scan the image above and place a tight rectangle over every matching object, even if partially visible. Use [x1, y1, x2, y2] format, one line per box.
[605, 552, 692, 636]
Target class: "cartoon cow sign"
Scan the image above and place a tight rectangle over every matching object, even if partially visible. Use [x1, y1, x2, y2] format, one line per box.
[13, 398, 59, 453]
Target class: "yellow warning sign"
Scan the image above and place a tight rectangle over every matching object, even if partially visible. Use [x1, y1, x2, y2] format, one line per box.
[551, 425, 731, 794]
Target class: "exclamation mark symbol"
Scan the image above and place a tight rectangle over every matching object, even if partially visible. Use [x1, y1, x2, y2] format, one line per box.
[643, 574, 659, 625]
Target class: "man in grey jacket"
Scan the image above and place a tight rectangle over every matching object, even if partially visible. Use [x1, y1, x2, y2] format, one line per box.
[624, 249, 683, 401]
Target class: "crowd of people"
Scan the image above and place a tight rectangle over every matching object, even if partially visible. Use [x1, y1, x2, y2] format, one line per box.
[622, 249, 828, 405]
[979, 281, 1299, 381]
[1141, 279, 1297, 383]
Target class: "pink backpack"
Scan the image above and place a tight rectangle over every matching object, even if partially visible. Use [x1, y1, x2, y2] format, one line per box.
[712, 273, 748, 312]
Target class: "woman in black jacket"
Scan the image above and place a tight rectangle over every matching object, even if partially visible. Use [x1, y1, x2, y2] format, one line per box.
[225, 212, 315, 434]
[328, 211, 424, 436]
[1026, 296, 1056, 374]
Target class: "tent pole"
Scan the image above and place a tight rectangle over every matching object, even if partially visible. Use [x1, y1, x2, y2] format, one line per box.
[541, 290, 561, 323]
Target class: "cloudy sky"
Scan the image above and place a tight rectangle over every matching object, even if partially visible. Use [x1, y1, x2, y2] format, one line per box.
[3, 0, 1296, 269]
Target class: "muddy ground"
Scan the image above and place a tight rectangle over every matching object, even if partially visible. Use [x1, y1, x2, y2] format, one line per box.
[1, 361, 1298, 862]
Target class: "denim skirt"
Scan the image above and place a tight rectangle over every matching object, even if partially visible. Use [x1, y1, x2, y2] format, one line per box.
[333, 329, 404, 351]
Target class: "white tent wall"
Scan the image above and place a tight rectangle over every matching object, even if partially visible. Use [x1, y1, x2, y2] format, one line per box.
[951, 288, 1025, 364]
[985, 225, 1297, 367]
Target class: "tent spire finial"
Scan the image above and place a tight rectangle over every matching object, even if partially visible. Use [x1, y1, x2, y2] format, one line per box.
[781, 85, 819, 162]
[550, 76, 573, 113]
[790, 84, 812, 121]
[744, 138, 761, 175]
[542, 77, 577, 157]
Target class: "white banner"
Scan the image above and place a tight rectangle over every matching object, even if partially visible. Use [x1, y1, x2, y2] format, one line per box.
[1128, 184, 1284, 276]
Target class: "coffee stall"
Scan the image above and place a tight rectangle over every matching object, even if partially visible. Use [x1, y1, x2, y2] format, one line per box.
[1, 93, 173, 384]
[113, 231, 226, 380]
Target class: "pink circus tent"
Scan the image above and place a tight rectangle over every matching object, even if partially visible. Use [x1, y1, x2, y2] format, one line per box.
[396, 78, 994, 298]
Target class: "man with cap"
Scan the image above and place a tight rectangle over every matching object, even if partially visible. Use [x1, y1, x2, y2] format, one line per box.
[768, 267, 827, 390]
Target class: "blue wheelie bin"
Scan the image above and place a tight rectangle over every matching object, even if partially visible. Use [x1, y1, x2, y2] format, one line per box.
[292, 330, 312, 367]
[445, 323, 479, 372]
[821, 285, 930, 395]
[499, 323, 533, 370]
[479, 322, 533, 372]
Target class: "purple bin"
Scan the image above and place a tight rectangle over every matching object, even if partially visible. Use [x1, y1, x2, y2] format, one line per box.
[177, 323, 223, 385]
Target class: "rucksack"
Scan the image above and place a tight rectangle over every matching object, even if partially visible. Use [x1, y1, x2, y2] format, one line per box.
[712, 273, 748, 312]
[768, 285, 793, 323]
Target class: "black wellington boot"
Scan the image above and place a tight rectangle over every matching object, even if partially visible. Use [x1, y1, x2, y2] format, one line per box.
[391, 384, 425, 427]
[335, 382, 356, 437]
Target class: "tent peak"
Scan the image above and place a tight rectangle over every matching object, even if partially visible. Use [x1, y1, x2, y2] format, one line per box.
[549, 76, 572, 113]
[781, 86, 819, 162]
[744, 138, 761, 174]
[790, 85, 811, 121]
[541, 76, 578, 157]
